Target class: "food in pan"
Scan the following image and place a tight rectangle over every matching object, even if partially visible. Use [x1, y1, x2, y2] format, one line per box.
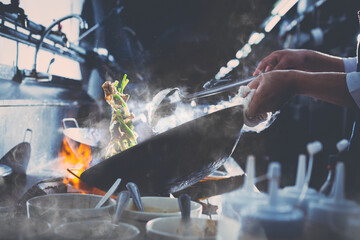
[102, 74, 138, 158]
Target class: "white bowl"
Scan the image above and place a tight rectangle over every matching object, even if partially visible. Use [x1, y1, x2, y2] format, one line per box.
[0, 217, 51, 239]
[120, 196, 202, 239]
[146, 216, 218, 240]
[55, 220, 140, 240]
[26, 193, 116, 225]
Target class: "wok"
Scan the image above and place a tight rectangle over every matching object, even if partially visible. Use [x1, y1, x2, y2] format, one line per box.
[62, 118, 102, 147]
[80, 105, 244, 195]
[0, 129, 32, 175]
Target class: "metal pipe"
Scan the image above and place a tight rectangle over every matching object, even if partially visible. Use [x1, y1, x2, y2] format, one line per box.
[32, 14, 86, 76]
[0, 25, 85, 63]
[74, 6, 124, 43]
[1, 12, 87, 58]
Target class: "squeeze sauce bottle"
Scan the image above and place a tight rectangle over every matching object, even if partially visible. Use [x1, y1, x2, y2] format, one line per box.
[221, 155, 268, 222]
[305, 162, 359, 239]
[279, 154, 322, 214]
[240, 162, 304, 240]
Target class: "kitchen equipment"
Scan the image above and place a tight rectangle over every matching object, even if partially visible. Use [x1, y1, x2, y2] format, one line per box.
[146, 216, 218, 240]
[95, 178, 121, 208]
[240, 162, 304, 239]
[297, 141, 323, 206]
[113, 190, 131, 224]
[26, 193, 116, 225]
[54, 220, 140, 240]
[0, 217, 51, 240]
[62, 118, 102, 147]
[126, 182, 144, 211]
[0, 205, 15, 219]
[54, 191, 138, 240]
[0, 164, 12, 192]
[120, 196, 202, 239]
[279, 154, 322, 213]
[80, 105, 244, 195]
[0, 128, 32, 175]
[306, 162, 359, 239]
[178, 194, 191, 236]
[221, 155, 268, 222]
[149, 77, 254, 126]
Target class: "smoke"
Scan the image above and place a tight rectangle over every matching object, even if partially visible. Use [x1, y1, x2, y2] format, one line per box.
[147, 85, 278, 135]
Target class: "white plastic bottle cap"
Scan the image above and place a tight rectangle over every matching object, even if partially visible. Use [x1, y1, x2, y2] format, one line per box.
[336, 139, 349, 153]
[307, 141, 323, 155]
[241, 162, 304, 239]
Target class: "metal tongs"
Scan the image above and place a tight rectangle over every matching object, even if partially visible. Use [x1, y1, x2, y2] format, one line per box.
[149, 76, 255, 126]
[167, 76, 255, 101]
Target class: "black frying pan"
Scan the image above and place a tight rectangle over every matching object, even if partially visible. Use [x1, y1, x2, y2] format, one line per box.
[80, 105, 244, 195]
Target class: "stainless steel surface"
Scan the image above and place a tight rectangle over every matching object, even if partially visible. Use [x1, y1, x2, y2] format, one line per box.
[0, 164, 12, 177]
[32, 14, 86, 79]
[126, 182, 144, 212]
[178, 193, 191, 236]
[0, 79, 98, 176]
[0, 12, 86, 64]
[62, 118, 101, 147]
[177, 76, 255, 100]
[95, 178, 122, 209]
[112, 190, 131, 224]
[0, 164, 12, 189]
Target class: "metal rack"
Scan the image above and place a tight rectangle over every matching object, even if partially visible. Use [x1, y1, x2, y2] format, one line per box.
[0, 11, 86, 63]
[0, 1, 88, 82]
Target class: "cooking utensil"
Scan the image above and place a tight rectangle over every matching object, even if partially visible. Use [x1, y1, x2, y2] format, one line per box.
[27, 193, 116, 225]
[178, 194, 191, 236]
[112, 190, 131, 224]
[0, 129, 32, 175]
[62, 118, 102, 147]
[95, 178, 121, 209]
[0, 217, 51, 240]
[80, 105, 244, 195]
[149, 77, 254, 126]
[121, 196, 203, 239]
[55, 220, 140, 240]
[146, 216, 219, 240]
[126, 182, 144, 211]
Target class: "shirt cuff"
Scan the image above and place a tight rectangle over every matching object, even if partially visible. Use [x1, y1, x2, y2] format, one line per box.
[343, 57, 357, 73]
[346, 72, 360, 108]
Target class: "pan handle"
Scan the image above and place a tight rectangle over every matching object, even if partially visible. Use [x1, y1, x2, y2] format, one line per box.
[62, 118, 79, 129]
[23, 128, 32, 144]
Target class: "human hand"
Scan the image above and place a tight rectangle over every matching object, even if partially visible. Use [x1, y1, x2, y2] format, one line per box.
[253, 49, 311, 76]
[247, 70, 298, 118]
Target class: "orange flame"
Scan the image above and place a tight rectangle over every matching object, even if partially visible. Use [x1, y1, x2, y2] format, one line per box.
[58, 137, 92, 190]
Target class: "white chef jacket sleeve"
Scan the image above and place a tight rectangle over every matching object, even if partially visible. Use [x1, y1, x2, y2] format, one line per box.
[343, 57, 357, 73]
[346, 72, 360, 108]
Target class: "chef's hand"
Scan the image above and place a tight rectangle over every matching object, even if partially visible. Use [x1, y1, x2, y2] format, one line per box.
[247, 70, 298, 118]
[253, 49, 344, 76]
[253, 49, 310, 76]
